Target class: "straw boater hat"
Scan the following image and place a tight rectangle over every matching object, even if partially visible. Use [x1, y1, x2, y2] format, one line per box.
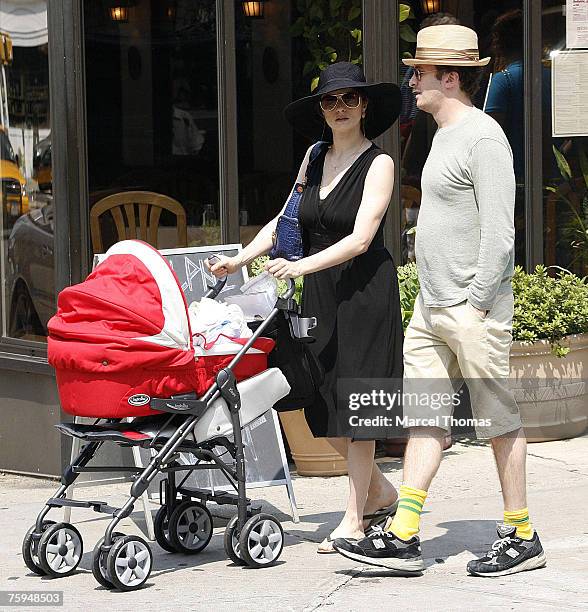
[402, 25, 490, 67]
[284, 62, 401, 141]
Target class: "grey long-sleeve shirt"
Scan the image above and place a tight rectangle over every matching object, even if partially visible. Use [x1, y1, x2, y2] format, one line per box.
[415, 107, 515, 311]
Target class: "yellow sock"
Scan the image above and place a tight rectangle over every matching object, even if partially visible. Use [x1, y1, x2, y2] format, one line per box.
[504, 507, 534, 540]
[386, 485, 427, 541]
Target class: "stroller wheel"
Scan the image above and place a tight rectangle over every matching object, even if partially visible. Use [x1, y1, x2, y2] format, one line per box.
[106, 535, 152, 592]
[223, 515, 246, 566]
[37, 522, 83, 577]
[91, 532, 125, 589]
[22, 520, 55, 575]
[168, 501, 213, 554]
[238, 514, 284, 568]
[154, 505, 178, 553]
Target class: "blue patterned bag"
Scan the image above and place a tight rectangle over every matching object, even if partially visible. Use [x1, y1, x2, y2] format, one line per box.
[270, 142, 326, 261]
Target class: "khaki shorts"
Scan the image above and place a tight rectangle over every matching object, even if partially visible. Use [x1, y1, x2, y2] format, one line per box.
[403, 291, 522, 439]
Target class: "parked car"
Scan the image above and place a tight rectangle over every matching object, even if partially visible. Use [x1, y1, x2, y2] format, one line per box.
[6, 193, 54, 338]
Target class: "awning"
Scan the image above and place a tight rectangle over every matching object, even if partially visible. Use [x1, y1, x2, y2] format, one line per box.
[0, 0, 48, 47]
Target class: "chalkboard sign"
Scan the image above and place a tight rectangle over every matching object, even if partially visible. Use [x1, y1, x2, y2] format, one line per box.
[94, 243, 249, 301]
[179, 409, 288, 488]
[160, 246, 297, 519]
[144, 409, 298, 522]
[159, 244, 248, 302]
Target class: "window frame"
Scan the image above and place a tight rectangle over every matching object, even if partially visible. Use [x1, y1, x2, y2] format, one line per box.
[363, 0, 402, 264]
[0, 0, 87, 366]
[523, 0, 544, 270]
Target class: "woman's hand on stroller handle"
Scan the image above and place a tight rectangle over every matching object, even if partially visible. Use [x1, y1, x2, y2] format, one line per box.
[264, 257, 304, 280]
[206, 254, 241, 278]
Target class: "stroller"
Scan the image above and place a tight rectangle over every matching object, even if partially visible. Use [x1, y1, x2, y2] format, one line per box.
[22, 240, 316, 591]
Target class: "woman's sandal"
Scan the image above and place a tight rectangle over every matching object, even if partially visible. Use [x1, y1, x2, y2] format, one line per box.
[317, 501, 398, 553]
[317, 535, 358, 554]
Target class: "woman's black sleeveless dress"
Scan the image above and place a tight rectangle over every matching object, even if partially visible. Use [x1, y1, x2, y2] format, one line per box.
[298, 143, 403, 440]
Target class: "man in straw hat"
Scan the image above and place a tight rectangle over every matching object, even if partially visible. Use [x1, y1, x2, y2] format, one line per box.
[334, 25, 546, 577]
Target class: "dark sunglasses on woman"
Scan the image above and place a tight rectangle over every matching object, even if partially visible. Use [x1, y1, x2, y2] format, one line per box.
[320, 91, 362, 112]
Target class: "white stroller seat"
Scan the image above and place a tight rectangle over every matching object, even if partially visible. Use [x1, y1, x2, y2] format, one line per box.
[192, 367, 289, 443]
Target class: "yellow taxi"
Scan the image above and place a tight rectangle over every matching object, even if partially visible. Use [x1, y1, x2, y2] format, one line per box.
[1, 126, 29, 228]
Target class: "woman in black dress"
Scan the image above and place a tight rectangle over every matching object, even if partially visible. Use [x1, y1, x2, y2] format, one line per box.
[210, 62, 403, 552]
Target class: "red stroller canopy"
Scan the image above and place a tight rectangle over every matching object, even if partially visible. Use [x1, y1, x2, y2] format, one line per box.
[48, 240, 207, 417]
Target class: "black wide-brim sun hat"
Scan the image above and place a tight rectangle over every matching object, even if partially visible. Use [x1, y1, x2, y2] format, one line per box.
[284, 62, 401, 141]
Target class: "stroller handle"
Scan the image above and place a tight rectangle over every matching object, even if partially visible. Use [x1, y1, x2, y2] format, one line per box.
[204, 276, 227, 299]
[281, 278, 296, 300]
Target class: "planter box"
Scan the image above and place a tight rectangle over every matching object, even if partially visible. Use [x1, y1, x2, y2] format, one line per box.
[278, 409, 347, 476]
[510, 333, 588, 442]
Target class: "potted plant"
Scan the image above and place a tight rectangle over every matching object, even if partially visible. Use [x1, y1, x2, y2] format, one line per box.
[249, 256, 347, 476]
[510, 265, 588, 441]
[396, 263, 588, 443]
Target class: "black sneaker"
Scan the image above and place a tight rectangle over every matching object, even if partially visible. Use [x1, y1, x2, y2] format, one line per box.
[333, 526, 425, 572]
[467, 524, 546, 577]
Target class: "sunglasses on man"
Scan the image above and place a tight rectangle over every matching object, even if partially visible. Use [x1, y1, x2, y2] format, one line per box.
[411, 67, 437, 80]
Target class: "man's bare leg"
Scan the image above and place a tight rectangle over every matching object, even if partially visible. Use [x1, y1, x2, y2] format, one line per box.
[490, 427, 527, 510]
[331, 429, 436, 571]
[402, 427, 446, 490]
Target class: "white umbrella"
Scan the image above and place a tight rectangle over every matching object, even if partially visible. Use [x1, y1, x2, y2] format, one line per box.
[0, 0, 48, 47]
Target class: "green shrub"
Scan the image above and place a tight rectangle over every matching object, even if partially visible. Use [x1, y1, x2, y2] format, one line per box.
[511, 265, 588, 356]
[397, 262, 419, 331]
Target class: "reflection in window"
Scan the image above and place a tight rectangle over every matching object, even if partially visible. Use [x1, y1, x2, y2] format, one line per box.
[84, 0, 220, 251]
[0, 2, 53, 341]
[542, 1, 588, 277]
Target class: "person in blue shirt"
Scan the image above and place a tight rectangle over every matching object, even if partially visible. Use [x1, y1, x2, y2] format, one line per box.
[484, 9, 553, 181]
[484, 9, 554, 266]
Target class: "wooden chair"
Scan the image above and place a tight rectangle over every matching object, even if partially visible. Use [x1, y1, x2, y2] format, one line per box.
[401, 185, 421, 263]
[401, 185, 421, 224]
[90, 190, 187, 253]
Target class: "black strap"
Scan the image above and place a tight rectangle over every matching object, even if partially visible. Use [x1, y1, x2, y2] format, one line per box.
[305, 141, 329, 181]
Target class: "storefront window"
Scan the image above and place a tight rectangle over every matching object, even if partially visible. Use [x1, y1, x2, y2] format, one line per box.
[399, 1, 526, 266]
[84, 0, 220, 250]
[542, 1, 588, 277]
[235, 0, 362, 244]
[0, 1, 53, 341]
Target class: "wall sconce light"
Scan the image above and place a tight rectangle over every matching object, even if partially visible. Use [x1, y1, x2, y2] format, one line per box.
[109, 6, 129, 22]
[108, 0, 136, 22]
[242, 1, 265, 19]
[161, 0, 176, 20]
[420, 0, 441, 15]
